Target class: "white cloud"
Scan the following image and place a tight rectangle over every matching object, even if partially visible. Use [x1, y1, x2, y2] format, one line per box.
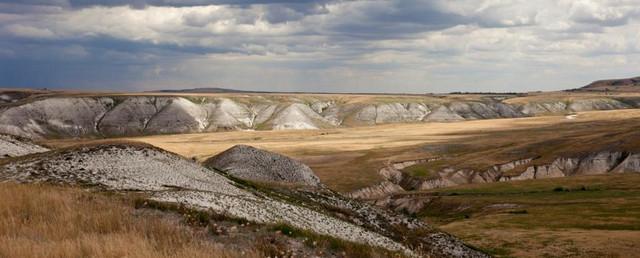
[4, 24, 56, 38]
[2, 0, 640, 92]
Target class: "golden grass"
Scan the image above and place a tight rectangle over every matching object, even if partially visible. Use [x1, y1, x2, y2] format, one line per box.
[0, 183, 258, 258]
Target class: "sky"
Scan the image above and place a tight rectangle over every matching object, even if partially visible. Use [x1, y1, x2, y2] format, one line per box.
[0, 0, 639, 93]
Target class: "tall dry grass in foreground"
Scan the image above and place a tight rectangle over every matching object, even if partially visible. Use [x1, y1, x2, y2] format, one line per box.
[0, 183, 258, 258]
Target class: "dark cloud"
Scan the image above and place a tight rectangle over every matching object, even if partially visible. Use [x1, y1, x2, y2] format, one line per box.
[0, 0, 334, 8]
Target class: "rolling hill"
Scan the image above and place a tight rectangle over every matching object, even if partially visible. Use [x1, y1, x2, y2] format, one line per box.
[577, 76, 640, 92]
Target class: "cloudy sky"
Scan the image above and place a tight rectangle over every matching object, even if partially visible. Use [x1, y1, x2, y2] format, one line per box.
[1, 0, 639, 93]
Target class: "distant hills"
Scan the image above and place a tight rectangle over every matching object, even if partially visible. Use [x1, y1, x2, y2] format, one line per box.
[150, 87, 424, 95]
[156, 76, 640, 95]
[151, 87, 259, 93]
[577, 76, 640, 92]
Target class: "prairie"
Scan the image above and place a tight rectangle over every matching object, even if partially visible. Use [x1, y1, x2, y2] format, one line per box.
[0, 183, 256, 258]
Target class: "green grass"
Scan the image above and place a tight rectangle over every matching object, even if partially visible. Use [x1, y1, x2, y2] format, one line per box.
[412, 174, 640, 257]
[404, 163, 439, 178]
[415, 174, 640, 228]
[269, 223, 405, 258]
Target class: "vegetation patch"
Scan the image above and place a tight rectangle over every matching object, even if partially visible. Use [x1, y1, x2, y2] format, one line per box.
[418, 174, 640, 257]
[270, 223, 406, 258]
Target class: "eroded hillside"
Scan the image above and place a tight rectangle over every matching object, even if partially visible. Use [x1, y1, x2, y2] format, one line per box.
[2, 90, 640, 139]
[0, 137, 487, 257]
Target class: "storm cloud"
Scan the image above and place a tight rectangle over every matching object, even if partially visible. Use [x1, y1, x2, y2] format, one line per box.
[1, 0, 639, 93]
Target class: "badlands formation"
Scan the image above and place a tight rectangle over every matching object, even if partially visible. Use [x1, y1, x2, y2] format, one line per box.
[0, 134, 49, 158]
[350, 152, 640, 200]
[1, 91, 640, 139]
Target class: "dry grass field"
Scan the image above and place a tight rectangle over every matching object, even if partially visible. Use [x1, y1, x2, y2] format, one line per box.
[0, 183, 257, 258]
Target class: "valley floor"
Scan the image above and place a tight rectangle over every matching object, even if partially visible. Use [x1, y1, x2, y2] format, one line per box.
[423, 174, 640, 257]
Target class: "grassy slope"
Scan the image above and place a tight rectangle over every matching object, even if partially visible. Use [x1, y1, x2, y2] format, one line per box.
[0, 182, 405, 258]
[0, 183, 255, 258]
[407, 174, 640, 257]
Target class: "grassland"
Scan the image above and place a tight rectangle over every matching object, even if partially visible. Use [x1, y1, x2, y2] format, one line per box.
[409, 174, 640, 257]
[0, 183, 256, 258]
[0, 183, 404, 258]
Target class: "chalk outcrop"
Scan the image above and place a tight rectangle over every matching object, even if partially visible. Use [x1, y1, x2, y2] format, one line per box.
[2, 94, 639, 139]
[0, 134, 48, 159]
[204, 145, 321, 187]
[351, 152, 640, 199]
[499, 152, 640, 182]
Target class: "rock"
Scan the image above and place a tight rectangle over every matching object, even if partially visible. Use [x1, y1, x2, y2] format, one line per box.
[612, 153, 640, 173]
[347, 181, 404, 199]
[251, 103, 278, 125]
[268, 103, 331, 130]
[519, 102, 567, 115]
[98, 97, 171, 136]
[204, 145, 322, 187]
[208, 98, 254, 129]
[423, 105, 465, 122]
[574, 152, 626, 175]
[374, 103, 429, 124]
[310, 101, 333, 113]
[492, 102, 523, 118]
[354, 105, 377, 125]
[448, 102, 485, 119]
[0, 97, 112, 139]
[0, 134, 48, 159]
[568, 99, 628, 112]
[144, 98, 210, 134]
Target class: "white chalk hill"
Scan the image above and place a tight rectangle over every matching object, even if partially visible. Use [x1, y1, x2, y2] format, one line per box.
[0, 141, 487, 257]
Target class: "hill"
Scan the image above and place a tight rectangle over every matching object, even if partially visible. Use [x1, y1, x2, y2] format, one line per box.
[0, 139, 486, 257]
[2, 90, 640, 139]
[152, 87, 257, 93]
[577, 76, 640, 92]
